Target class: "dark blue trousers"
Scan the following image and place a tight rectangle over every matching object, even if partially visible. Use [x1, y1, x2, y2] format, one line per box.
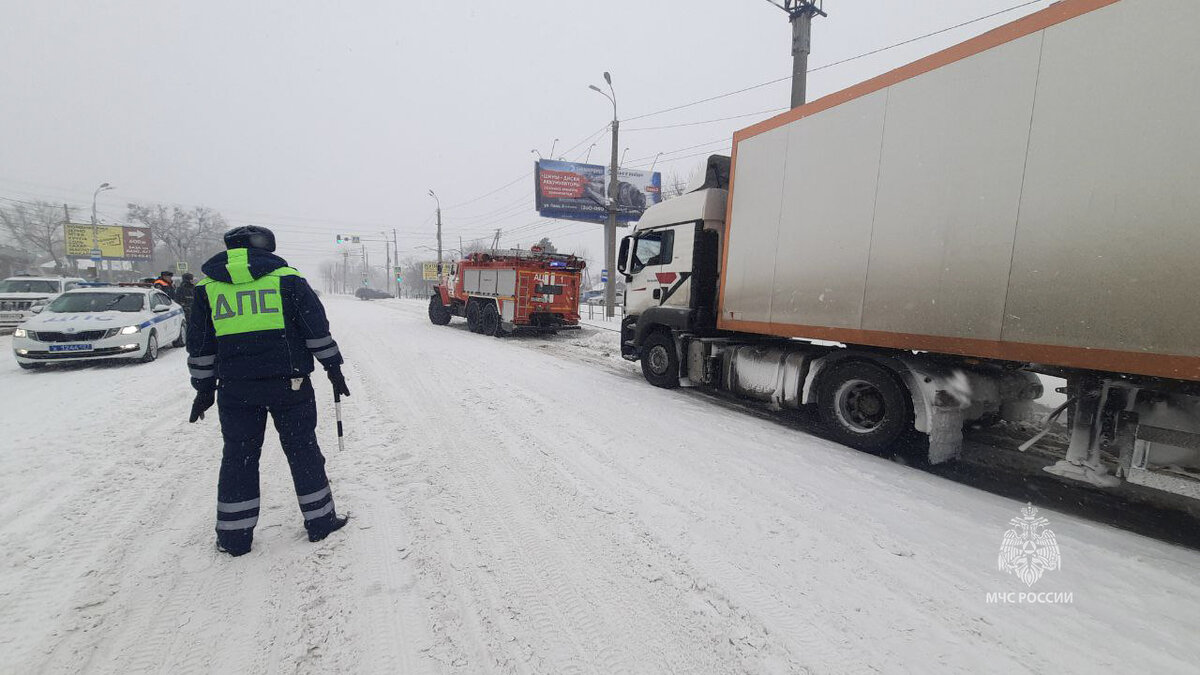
[214, 376, 338, 552]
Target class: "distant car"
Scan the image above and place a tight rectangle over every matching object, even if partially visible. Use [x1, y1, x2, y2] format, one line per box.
[0, 275, 86, 332]
[11, 286, 185, 370]
[584, 289, 624, 305]
[354, 287, 393, 300]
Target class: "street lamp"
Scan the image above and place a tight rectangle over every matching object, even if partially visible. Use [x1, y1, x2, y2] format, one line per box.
[428, 189, 442, 278]
[91, 182, 114, 280]
[589, 71, 619, 318]
[649, 152, 663, 173]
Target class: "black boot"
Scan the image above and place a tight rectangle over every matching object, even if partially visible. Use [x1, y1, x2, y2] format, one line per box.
[308, 514, 349, 542]
[217, 542, 251, 557]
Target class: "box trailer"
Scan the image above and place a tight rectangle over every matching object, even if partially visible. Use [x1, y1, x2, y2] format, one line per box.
[618, 0, 1200, 499]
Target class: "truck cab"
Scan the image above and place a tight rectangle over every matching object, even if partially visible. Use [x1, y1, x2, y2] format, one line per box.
[618, 157, 728, 369]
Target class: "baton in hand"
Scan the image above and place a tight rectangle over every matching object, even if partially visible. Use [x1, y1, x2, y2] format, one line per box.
[333, 389, 345, 452]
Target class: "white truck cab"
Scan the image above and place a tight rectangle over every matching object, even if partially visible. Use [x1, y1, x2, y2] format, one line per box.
[0, 275, 87, 332]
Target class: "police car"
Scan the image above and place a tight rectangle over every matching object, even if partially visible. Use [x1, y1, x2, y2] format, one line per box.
[11, 285, 186, 370]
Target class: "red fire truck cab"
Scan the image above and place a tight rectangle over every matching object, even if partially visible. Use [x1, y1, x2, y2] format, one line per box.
[428, 249, 586, 336]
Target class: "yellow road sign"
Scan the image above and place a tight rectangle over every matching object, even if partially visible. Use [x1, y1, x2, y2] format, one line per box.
[64, 223, 154, 260]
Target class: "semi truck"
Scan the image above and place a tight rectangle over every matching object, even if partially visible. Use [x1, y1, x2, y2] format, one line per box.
[429, 249, 585, 336]
[618, 0, 1200, 500]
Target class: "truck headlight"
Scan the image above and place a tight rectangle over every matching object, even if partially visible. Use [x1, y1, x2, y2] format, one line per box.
[12, 328, 26, 338]
[120, 325, 140, 335]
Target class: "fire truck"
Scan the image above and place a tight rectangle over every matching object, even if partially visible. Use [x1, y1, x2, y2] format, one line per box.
[428, 248, 585, 336]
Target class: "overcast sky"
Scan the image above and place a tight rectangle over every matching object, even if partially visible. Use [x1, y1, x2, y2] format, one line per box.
[1, 0, 1054, 277]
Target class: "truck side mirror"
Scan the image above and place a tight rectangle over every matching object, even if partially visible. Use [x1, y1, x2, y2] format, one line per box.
[617, 236, 632, 277]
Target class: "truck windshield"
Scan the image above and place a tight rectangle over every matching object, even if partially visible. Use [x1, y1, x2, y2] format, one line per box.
[0, 279, 58, 293]
[45, 292, 144, 313]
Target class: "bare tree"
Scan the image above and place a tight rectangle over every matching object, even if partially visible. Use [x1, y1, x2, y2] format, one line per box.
[662, 172, 689, 200]
[126, 203, 227, 270]
[0, 200, 66, 270]
[534, 237, 558, 254]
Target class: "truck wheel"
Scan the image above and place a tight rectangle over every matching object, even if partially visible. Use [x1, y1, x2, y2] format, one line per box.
[817, 361, 911, 452]
[140, 330, 159, 363]
[466, 301, 483, 333]
[480, 302, 505, 337]
[428, 295, 452, 326]
[641, 330, 680, 389]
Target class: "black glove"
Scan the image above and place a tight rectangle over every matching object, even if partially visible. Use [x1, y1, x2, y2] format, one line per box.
[189, 388, 215, 423]
[327, 366, 351, 398]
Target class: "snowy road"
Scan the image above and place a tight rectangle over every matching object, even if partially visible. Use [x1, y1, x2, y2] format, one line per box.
[2, 296, 1199, 674]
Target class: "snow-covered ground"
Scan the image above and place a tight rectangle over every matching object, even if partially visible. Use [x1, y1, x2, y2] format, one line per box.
[1, 296, 1199, 673]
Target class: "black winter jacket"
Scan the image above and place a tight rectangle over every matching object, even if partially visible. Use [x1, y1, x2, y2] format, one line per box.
[186, 248, 343, 389]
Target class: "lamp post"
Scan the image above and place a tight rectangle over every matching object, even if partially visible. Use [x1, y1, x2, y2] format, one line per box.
[589, 71, 619, 318]
[91, 182, 113, 280]
[428, 189, 442, 279]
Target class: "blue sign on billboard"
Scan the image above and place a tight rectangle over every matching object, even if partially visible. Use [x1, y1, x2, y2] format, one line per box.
[534, 160, 661, 224]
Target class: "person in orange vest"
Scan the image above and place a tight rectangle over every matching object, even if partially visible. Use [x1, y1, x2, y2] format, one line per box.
[153, 270, 176, 300]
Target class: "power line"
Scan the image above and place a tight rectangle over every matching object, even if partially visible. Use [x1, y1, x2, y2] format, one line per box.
[624, 107, 788, 133]
[624, 0, 1049, 123]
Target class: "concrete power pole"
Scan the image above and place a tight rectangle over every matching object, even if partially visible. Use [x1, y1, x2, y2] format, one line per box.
[342, 249, 349, 294]
[770, 1, 827, 108]
[383, 233, 391, 296]
[590, 72, 619, 318]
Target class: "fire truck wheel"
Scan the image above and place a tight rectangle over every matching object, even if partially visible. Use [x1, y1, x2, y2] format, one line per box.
[466, 301, 483, 333]
[640, 330, 680, 389]
[428, 295, 452, 325]
[481, 302, 505, 337]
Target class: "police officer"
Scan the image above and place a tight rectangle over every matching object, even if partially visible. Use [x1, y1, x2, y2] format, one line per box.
[186, 225, 350, 556]
[176, 272, 197, 323]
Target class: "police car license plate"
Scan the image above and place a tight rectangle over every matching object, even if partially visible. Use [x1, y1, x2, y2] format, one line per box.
[49, 343, 93, 353]
[0, 313, 22, 322]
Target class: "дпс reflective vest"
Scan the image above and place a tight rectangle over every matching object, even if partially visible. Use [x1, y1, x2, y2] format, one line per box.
[187, 246, 342, 383]
[200, 249, 299, 336]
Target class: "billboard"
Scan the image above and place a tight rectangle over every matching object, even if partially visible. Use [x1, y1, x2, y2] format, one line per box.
[64, 224, 154, 260]
[534, 160, 661, 224]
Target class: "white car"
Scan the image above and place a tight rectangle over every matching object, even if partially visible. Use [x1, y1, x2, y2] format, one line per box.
[12, 286, 186, 370]
[0, 275, 87, 332]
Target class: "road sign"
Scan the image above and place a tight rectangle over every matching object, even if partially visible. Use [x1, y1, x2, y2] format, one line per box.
[421, 262, 441, 281]
[175, 261, 189, 273]
[65, 224, 154, 260]
[123, 227, 153, 259]
[601, 269, 609, 283]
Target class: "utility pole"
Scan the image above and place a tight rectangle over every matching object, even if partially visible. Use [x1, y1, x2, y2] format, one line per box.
[590, 71, 619, 318]
[361, 244, 368, 287]
[384, 234, 391, 296]
[393, 228, 399, 293]
[342, 249, 349, 294]
[768, 0, 827, 108]
[428, 190, 443, 278]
